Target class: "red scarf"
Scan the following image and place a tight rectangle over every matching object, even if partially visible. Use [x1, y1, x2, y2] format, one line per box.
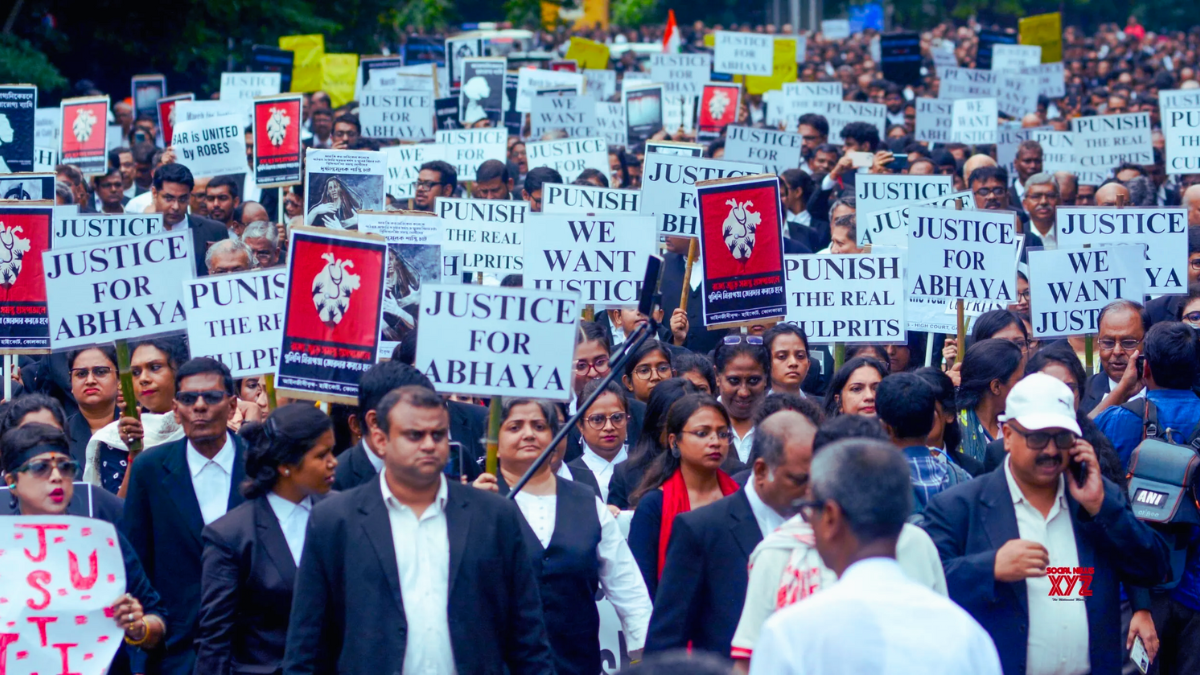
[657, 468, 739, 579]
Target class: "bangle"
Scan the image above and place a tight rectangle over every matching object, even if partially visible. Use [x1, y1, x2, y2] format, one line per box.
[124, 617, 150, 646]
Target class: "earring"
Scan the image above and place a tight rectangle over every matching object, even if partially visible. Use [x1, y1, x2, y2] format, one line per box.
[283, 469, 290, 477]
[9, 492, 18, 510]
[671, 444, 681, 458]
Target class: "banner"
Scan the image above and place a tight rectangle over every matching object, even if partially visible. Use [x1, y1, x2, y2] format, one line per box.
[515, 69, 585, 113]
[1163, 109, 1200, 175]
[1071, 113, 1153, 186]
[640, 153, 763, 238]
[360, 91, 435, 141]
[359, 211, 442, 356]
[279, 34, 325, 93]
[59, 96, 109, 177]
[914, 98, 953, 143]
[220, 72, 282, 119]
[524, 213, 656, 306]
[531, 92, 596, 139]
[543, 184, 641, 215]
[253, 94, 303, 188]
[0, 203, 52, 351]
[383, 143, 445, 200]
[991, 44, 1041, 72]
[276, 226, 387, 403]
[950, 98, 998, 144]
[1056, 206, 1188, 293]
[713, 32, 774, 76]
[52, 212, 163, 248]
[859, 190, 973, 247]
[459, 58, 506, 126]
[785, 253, 905, 343]
[184, 268, 286, 376]
[1028, 245, 1144, 338]
[171, 114, 248, 179]
[0, 85, 36, 174]
[434, 128, 506, 182]
[0, 516, 126, 675]
[566, 37, 611, 71]
[303, 149, 387, 230]
[1019, 12, 1063, 63]
[526, 137, 608, 183]
[856, 174, 953, 219]
[937, 67, 999, 100]
[44, 229, 194, 349]
[436, 197, 526, 275]
[414, 284, 578, 400]
[724, 126, 802, 176]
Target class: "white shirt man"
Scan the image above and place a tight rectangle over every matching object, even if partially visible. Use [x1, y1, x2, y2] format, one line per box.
[186, 433, 235, 525]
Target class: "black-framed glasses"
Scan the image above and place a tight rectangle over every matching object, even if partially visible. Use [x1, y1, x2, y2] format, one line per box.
[723, 335, 764, 345]
[71, 366, 114, 380]
[633, 363, 673, 380]
[175, 390, 229, 406]
[16, 457, 79, 480]
[973, 187, 1007, 198]
[1190, 259, 1200, 271]
[574, 357, 610, 375]
[1008, 425, 1077, 451]
[1016, 290, 1032, 301]
[1185, 311, 1200, 323]
[585, 412, 628, 430]
[1098, 338, 1141, 351]
[796, 498, 825, 523]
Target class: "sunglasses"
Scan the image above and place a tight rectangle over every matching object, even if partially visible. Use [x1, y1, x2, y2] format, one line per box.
[175, 390, 229, 406]
[1009, 425, 1077, 450]
[16, 457, 79, 480]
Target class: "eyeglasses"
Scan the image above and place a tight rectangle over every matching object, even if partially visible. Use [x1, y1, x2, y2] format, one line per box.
[795, 498, 825, 523]
[973, 187, 1007, 198]
[1008, 425, 1077, 451]
[633, 363, 673, 380]
[71, 366, 114, 380]
[723, 335, 764, 345]
[574, 357, 610, 375]
[415, 180, 442, 190]
[1098, 338, 1141, 351]
[15, 457, 79, 480]
[1185, 311, 1200, 323]
[175, 390, 229, 406]
[585, 412, 628, 429]
[1190, 259, 1200, 271]
[681, 428, 733, 441]
[1006, 338, 1030, 351]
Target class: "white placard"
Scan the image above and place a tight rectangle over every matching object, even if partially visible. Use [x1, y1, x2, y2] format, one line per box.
[585, 69, 617, 101]
[184, 268, 285, 376]
[53, 212, 164, 248]
[34, 146, 58, 172]
[303, 149, 388, 229]
[363, 64, 437, 93]
[932, 45, 958, 73]
[859, 190, 974, 247]
[34, 106, 59, 145]
[1028, 245, 1145, 338]
[173, 100, 244, 124]
[435, 127, 507, 181]
[938, 67, 999, 100]
[1056, 206, 1188, 293]
[639, 154, 764, 237]
[1032, 130, 1075, 174]
[531, 92, 597, 139]
[219, 72, 281, 117]
[383, 143, 445, 200]
[905, 207, 1021, 332]
[991, 44, 1042, 72]
[595, 101, 627, 147]
[856, 174, 954, 218]
[821, 20, 851, 41]
[1071, 113, 1153, 186]
[951, 98, 998, 144]
[1021, 62, 1066, 99]
[662, 94, 696, 136]
[713, 31, 774, 76]
[414, 284, 579, 400]
[996, 124, 1041, 178]
[723, 126, 803, 175]
[785, 253, 905, 343]
[543, 184, 641, 214]
[436, 197, 526, 275]
[784, 100, 886, 146]
[44, 229, 194, 349]
[359, 210, 444, 355]
[997, 74, 1039, 118]
[1160, 89, 1200, 111]
[915, 98, 954, 143]
[170, 114, 248, 178]
[1162, 108, 1200, 175]
[525, 137, 609, 183]
[782, 81, 843, 101]
[515, 69, 585, 113]
[359, 91, 435, 141]
[523, 213, 657, 307]
[649, 54, 713, 95]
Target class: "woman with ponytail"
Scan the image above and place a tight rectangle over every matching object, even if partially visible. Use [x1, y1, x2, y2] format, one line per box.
[194, 404, 337, 674]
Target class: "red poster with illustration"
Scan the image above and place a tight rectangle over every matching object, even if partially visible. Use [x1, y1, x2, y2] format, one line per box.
[0, 203, 52, 351]
[549, 59, 578, 72]
[254, 93, 304, 188]
[697, 174, 786, 327]
[698, 83, 741, 141]
[156, 93, 193, 153]
[276, 226, 387, 403]
[59, 96, 110, 176]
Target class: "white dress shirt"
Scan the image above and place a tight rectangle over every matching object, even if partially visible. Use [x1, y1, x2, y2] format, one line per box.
[730, 426, 755, 464]
[1004, 456, 1090, 675]
[381, 473, 457, 675]
[364, 440, 386, 473]
[265, 492, 312, 566]
[743, 480, 784, 536]
[688, 254, 703, 291]
[787, 210, 812, 228]
[127, 190, 153, 214]
[749, 558, 1003, 675]
[510, 489, 653, 652]
[186, 434, 235, 526]
[580, 445, 628, 502]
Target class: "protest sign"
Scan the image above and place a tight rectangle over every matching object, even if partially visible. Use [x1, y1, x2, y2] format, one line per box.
[303, 149, 387, 230]
[1163, 109, 1200, 175]
[950, 98, 998, 144]
[997, 73, 1039, 117]
[645, 140, 703, 157]
[565, 37, 610, 70]
[34, 106, 58, 148]
[0, 172, 54, 201]
[1028, 245, 1144, 338]
[184, 268, 285, 376]
[356, 55, 404, 95]
[991, 44, 1041, 72]
[640, 153, 763, 238]
[436, 197, 526, 274]
[52, 212, 163, 248]
[543, 184, 641, 215]
[253, 94, 303, 188]
[1071, 113, 1153, 186]
[782, 81, 843, 101]
[174, 100, 242, 125]
[457, 58, 505, 126]
[996, 123, 1042, 177]
[880, 32, 921, 86]
[526, 137, 608, 183]
[435, 97, 461, 131]
[252, 44, 296, 91]
[724, 126, 803, 175]
[698, 84, 740, 141]
[937, 67, 999, 100]
[220, 72, 282, 118]
[856, 174, 954, 218]
[1160, 89, 1200, 111]
[131, 74, 166, 122]
[1032, 129, 1075, 173]
[33, 147, 57, 172]
[696, 174, 787, 326]
[171, 114, 248, 179]
[414, 284, 579, 400]
[524, 213, 657, 306]
[435, 127, 506, 181]
[932, 43, 958, 73]
[323, 55, 358, 105]
[446, 35, 486, 88]
[624, 83, 664, 151]
[360, 91, 435, 141]
[383, 143, 445, 200]
[363, 64, 438, 95]
[661, 94, 697, 136]
[1019, 12, 1063, 63]
[0, 202, 52, 352]
[859, 189, 973, 247]
[821, 20, 851, 40]
[713, 31, 774, 76]
[976, 28, 1018, 71]
[1021, 62, 1066, 98]
[905, 206, 1021, 332]
[784, 99, 886, 145]
[785, 253, 905, 343]
[44, 228, 193, 349]
[584, 69, 617, 101]
[531, 92, 596, 139]
[1056, 206, 1188, 293]
[276, 226, 386, 403]
[0, 516, 126, 675]
[156, 93, 193, 151]
[279, 34, 325, 93]
[649, 54, 712, 96]
[359, 211, 442, 354]
[595, 102, 627, 147]
[0, 85, 36, 174]
[914, 97, 953, 143]
[515, 69, 585, 113]
[59, 96, 109, 176]
[743, 38, 798, 96]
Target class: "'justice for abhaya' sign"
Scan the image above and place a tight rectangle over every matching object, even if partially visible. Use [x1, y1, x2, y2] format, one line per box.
[414, 285, 580, 401]
[184, 268, 286, 377]
[859, 190, 974, 247]
[523, 213, 658, 307]
[855, 174, 953, 218]
[1028, 245, 1145, 338]
[1055, 206, 1188, 293]
[723, 126, 803, 176]
[784, 253, 906, 344]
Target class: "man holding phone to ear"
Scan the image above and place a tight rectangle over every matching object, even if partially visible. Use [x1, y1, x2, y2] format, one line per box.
[923, 373, 1170, 675]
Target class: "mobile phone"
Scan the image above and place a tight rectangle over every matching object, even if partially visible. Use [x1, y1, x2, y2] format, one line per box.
[848, 152, 874, 168]
[1070, 459, 1088, 488]
[1130, 635, 1150, 674]
[1136, 355, 1145, 379]
[888, 153, 909, 171]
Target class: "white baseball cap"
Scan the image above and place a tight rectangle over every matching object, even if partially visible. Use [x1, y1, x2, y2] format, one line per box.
[998, 372, 1082, 435]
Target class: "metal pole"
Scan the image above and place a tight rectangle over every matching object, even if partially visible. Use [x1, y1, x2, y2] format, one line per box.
[790, 0, 801, 34]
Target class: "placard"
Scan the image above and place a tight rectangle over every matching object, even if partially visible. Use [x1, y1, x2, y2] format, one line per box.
[356, 55, 405, 95]
[661, 94, 696, 137]
[435, 96, 461, 131]
[880, 32, 921, 86]
[1032, 129, 1074, 174]
[253, 94, 303, 187]
[821, 20, 851, 41]
[525, 137, 608, 183]
[59, 96, 109, 176]
[171, 114, 248, 178]
[584, 69, 617, 101]
[565, 37, 611, 71]
[1019, 12, 1063, 63]
[531, 92, 596, 139]
[515, 69, 585, 113]
[991, 44, 1041, 72]
[0, 85, 36, 174]
[649, 54, 713, 96]
[713, 32, 774, 76]
[595, 101, 627, 147]
[1028, 245, 1144, 338]
[997, 73, 1039, 118]
[624, 83, 664, 152]
[785, 253, 905, 343]
[436, 197, 526, 275]
[174, 100, 243, 125]
[435, 127, 506, 181]
[1159, 89, 1200, 111]
[542, 184, 641, 215]
[723, 126, 802, 176]
[131, 74, 166, 122]
[914, 97, 953, 143]
[445, 36, 485, 88]
[0, 202, 52, 351]
[784, 99, 886, 146]
[782, 81, 843, 101]
[52, 212, 164, 248]
[364, 64, 438, 95]
[34, 106, 58, 148]
[640, 153, 764, 238]
[859, 189, 973, 247]
[698, 84, 740, 142]
[252, 44, 296, 92]
[1071, 113, 1153, 186]
[383, 143, 445, 200]
[414, 284, 579, 401]
[1056, 206, 1188, 293]
[0, 516, 126, 675]
[856, 174, 954, 218]
[359, 211, 442, 354]
[220, 72, 282, 118]
[646, 140, 703, 157]
[44, 228, 194, 349]
[977, 29, 1018, 71]
[1021, 62, 1066, 99]
[0, 172, 54, 201]
[937, 67, 999, 100]
[1163, 109, 1200, 175]
[184, 268, 286, 376]
[156, 93, 193, 153]
[458, 58, 505, 126]
[360, 91, 435, 141]
[523, 213, 657, 307]
[950, 98, 998, 144]
[303, 148, 387, 230]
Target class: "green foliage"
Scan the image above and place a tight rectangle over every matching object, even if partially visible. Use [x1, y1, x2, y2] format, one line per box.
[0, 33, 67, 93]
[505, 0, 543, 29]
[388, 0, 453, 34]
[612, 0, 658, 28]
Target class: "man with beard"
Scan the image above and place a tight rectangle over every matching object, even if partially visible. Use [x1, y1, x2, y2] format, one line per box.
[797, 114, 828, 174]
[205, 175, 242, 233]
[1021, 173, 1060, 250]
[92, 167, 128, 213]
[413, 160, 457, 213]
[1011, 140, 1044, 203]
[152, 163, 228, 277]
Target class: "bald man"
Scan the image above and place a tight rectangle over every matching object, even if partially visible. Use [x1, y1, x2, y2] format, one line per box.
[1020, 113, 1043, 128]
[1185, 184, 1200, 226]
[1054, 171, 1078, 205]
[1096, 182, 1130, 207]
[962, 154, 997, 183]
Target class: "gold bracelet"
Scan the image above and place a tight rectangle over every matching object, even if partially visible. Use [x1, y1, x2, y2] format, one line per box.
[124, 617, 151, 646]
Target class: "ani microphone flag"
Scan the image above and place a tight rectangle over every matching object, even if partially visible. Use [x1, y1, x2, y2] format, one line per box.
[663, 9, 681, 54]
